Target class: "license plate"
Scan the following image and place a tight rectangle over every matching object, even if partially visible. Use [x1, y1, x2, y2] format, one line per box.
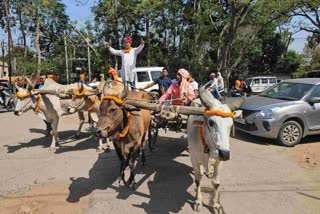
[235, 118, 246, 124]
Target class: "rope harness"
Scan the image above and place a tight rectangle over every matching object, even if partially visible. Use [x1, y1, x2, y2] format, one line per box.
[71, 88, 98, 112]
[87, 97, 96, 112]
[101, 95, 131, 138]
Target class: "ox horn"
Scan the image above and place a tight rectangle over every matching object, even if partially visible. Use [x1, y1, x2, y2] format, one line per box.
[199, 88, 215, 109]
[14, 82, 22, 90]
[79, 83, 84, 93]
[25, 76, 34, 90]
[102, 79, 115, 95]
[227, 97, 245, 111]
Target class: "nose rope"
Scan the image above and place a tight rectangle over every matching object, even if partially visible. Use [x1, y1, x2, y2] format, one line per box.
[69, 97, 85, 109]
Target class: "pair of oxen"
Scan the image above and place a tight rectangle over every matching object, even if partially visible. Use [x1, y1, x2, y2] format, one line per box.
[14, 77, 243, 213]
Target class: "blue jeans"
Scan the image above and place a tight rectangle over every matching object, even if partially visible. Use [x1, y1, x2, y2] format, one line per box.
[211, 87, 221, 98]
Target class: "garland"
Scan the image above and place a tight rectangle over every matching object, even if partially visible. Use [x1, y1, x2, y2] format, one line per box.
[35, 95, 41, 113]
[72, 88, 87, 96]
[198, 126, 210, 153]
[16, 91, 31, 99]
[102, 95, 124, 104]
[205, 109, 235, 118]
[123, 47, 132, 53]
[87, 98, 96, 111]
[119, 111, 131, 138]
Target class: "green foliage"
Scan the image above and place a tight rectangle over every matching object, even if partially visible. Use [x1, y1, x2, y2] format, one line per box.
[1, 0, 319, 84]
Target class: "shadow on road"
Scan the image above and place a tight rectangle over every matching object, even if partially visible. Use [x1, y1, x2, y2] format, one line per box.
[231, 131, 275, 146]
[67, 134, 195, 213]
[3, 129, 95, 153]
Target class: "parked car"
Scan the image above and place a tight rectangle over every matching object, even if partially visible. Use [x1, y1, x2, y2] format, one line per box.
[235, 78, 320, 146]
[118, 66, 163, 92]
[245, 76, 277, 94]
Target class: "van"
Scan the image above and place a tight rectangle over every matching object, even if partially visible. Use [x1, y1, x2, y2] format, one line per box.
[245, 76, 277, 93]
[119, 66, 163, 92]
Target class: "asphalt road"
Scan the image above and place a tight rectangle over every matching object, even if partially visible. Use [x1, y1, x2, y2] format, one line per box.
[0, 110, 319, 214]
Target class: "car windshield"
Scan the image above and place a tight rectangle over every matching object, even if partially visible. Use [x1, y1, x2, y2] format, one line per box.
[259, 82, 313, 101]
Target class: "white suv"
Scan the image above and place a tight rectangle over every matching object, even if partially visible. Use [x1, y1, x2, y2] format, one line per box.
[134, 67, 163, 92]
[245, 76, 277, 93]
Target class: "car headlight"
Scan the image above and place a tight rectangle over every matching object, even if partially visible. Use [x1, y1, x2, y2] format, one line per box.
[254, 108, 280, 119]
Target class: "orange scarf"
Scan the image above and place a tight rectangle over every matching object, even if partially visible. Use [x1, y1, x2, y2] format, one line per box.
[123, 47, 132, 53]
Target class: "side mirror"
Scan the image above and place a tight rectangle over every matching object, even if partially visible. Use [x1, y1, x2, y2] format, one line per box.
[309, 97, 320, 104]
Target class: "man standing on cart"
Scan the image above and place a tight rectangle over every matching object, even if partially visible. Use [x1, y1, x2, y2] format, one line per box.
[106, 37, 144, 90]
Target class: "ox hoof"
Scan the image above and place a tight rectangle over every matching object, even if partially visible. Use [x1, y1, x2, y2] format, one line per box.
[48, 147, 56, 151]
[96, 147, 104, 153]
[128, 182, 136, 190]
[210, 204, 224, 214]
[104, 146, 111, 153]
[193, 201, 203, 212]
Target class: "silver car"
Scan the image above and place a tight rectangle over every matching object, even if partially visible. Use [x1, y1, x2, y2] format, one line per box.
[235, 78, 320, 146]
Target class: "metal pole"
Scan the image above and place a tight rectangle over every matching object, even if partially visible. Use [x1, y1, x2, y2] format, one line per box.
[64, 31, 69, 84]
[86, 38, 91, 82]
[1, 41, 4, 78]
[4, 0, 13, 84]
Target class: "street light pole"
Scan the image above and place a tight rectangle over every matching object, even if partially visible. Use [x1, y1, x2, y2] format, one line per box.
[86, 38, 91, 82]
[1, 41, 5, 78]
[64, 31, 69, 84]
[4, 0, 13, 84]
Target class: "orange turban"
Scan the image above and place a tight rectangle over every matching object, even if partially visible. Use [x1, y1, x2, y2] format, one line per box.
[123, 37, 132, 43]
[235, 80, 241, 88]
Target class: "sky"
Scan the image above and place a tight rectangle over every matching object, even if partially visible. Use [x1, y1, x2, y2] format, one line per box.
[62, 0, 95, 27]
[62, 0, 309, 53]
[0, 1, 310, 54]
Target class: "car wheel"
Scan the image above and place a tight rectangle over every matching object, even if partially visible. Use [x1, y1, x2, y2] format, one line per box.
[277, 121, 302, 147]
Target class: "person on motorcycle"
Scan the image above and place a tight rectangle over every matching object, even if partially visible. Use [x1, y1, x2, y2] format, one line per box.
[216, 72, 224, 92]
[203, 72, 222, 100]
[0, 80, 9, 106]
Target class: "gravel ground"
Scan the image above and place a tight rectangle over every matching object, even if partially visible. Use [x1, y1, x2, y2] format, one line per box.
[0, 110, 319, 214]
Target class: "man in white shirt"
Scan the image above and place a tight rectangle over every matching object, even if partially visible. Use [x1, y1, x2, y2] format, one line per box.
[216, 72, 224, 91]
[106, 37, 144, 90]
[203, 72, 221, 100]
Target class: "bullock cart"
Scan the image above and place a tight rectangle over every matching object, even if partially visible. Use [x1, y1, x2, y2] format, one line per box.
[123, 99, 206, 151]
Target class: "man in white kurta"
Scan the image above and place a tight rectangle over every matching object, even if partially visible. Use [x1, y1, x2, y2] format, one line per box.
[106, 37, 144, 89]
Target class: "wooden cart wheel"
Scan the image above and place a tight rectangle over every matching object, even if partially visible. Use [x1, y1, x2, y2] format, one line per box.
[148, 115, 159, 152]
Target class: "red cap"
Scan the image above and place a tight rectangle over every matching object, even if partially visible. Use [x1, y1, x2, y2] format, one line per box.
[123, 37, 132, 43]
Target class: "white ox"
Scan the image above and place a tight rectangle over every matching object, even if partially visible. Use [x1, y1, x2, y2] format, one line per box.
[14, 79, 89, 151]
[188, 89, 243, 213]
[67, 81, 112, 152]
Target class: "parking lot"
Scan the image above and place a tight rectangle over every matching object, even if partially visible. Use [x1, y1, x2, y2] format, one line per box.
[0, 110, 319, 214]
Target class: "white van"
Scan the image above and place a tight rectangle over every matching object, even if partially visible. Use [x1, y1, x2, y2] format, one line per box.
[245, 76, 277, 93]
[135, 67, 164, 92]
[119, 66, 163, 92]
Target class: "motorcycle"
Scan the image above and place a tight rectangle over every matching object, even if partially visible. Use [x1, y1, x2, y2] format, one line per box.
[0, 86, 16, 112]
[229, 86, 252, 97]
